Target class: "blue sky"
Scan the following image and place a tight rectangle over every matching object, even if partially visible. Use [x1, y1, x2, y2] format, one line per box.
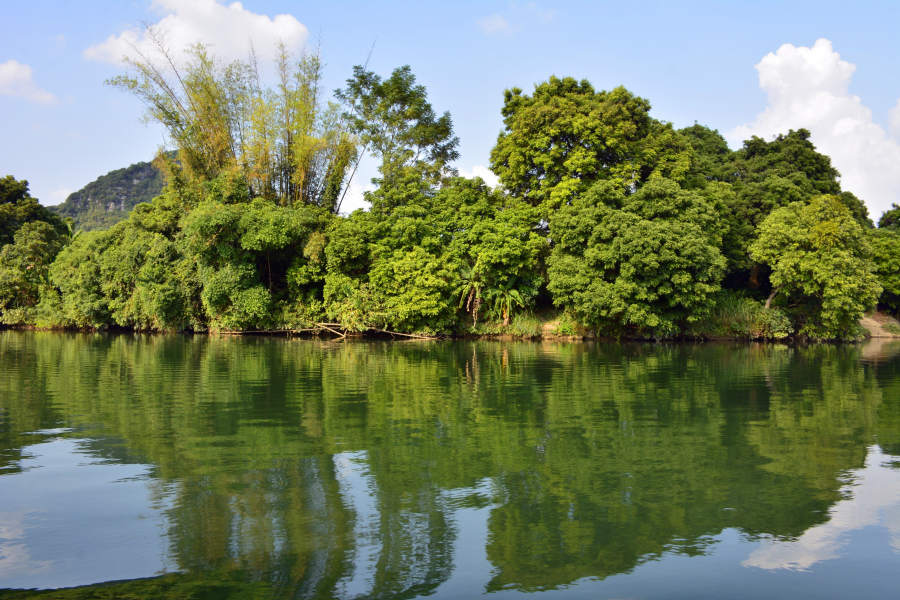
[2, 0, 899, 216]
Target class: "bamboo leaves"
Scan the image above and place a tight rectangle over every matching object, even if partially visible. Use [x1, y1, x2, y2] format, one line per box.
[107, 26, 357, 212]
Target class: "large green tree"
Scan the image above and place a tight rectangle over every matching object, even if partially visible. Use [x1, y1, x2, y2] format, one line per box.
[490, 77, 693, 219]
[336, 65, 460, 194]
[547, 178, 727, 337]
[180, 172, 331, 331]
[678, 127, 872, 282]
[750, 195, 881, 339]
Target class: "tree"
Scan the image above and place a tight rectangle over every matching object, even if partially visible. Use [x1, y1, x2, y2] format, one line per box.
[489, 77, 693, 219]
[108, 27, 356, 212]
[0, 176, 68, 246]
[336, 65, 459, 193]
[677, 123, 733, 190]
[0, 221, 67, 324]
[324, 175, 546, 334]
[547, 178, 726, 337]
[180, 172, 330, 331]
[750, 196, 881, 339]
[869, 229, 900, 314]
[683, 129, 872, 280]
[878, 203, 900, 229]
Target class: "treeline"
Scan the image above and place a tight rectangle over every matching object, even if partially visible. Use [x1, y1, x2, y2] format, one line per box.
[2, 34, 900, 340]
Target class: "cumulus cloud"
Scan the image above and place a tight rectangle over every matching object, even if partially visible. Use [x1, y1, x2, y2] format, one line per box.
[729, 38, 900, 219]
[889, 99, 900, 140]
[476, 15, 512, 35]
[83, 0, 308, 65]
[458, 165, 501, 188]
[0, 60, 56, 104]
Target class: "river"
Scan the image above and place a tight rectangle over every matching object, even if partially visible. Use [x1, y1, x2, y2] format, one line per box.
[1, 331, 898, 598]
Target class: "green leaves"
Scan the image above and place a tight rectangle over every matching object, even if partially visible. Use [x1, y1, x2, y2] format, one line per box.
[0, 176, 69, 247]
[750, 196, 881, 339]
[548, 178, 726, 336]
[878, 203, 900, 229]
[679, 127, 872, 279]
[0, 221, 67, 324]
[323, 175, 545, 334]
[869, 228, 900, 313]
[490, 78, 693, 219]
[336, 65, 459, 188]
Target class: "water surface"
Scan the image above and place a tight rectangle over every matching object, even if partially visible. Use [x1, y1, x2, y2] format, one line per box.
[1, 332, 899, 598]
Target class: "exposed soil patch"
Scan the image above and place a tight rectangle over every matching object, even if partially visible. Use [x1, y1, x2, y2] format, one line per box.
[860, 312, 900, 338]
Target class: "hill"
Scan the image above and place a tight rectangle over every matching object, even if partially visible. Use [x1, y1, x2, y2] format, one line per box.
[51, 159, 166, 231]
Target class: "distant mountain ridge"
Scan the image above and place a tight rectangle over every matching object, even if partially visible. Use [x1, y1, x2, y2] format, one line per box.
[51, 159, 166, 231]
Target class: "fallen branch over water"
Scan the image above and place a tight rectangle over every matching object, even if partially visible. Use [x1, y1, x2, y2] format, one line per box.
[218, 324, 438, 340]
[370, 328, 438, 340]
[315, 323, 347, 339]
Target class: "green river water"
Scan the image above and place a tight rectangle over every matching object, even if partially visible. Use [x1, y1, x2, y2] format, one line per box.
[0, 331, 898, 599]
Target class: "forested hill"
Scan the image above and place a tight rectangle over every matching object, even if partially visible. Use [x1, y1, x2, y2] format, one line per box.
[50, 159, 165, 231]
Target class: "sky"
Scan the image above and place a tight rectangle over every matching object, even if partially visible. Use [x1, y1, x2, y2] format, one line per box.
[1, 0, 899, 218]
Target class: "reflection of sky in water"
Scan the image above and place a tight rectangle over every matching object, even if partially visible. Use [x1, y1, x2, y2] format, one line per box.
[333, 451, 380, 598]
[0, 437, 174, 589]
[743, 446, 900, 570]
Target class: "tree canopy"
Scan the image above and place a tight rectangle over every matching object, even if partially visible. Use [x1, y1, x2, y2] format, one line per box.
[490, 77, 693, 219]
[0, 176, 68, 247]
[548, 178, 726, 336]
[1, 55, 896, 340]
[336, 65, 459, 191]
[750, 195, 881, 339]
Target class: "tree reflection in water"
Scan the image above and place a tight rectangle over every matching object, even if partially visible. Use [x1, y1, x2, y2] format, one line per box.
[0, 332, 898, 597]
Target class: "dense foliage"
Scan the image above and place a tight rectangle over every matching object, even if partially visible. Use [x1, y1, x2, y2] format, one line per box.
[750, 196, 881, 339]
[490, 77, 692, 220]
[0, 175, 68, 246]
[547, 178, 726, 336]
[2, 38, 897, 340]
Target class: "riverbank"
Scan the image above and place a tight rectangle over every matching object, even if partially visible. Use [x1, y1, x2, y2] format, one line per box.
[5, 310, 898, 343]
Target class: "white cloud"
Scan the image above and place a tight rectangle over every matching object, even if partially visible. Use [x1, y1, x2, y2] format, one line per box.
[0, 511, 52, 580]
[46, 187, 73, 205]
[0, 60, 56, 104]
[458, 165, 500, 188]
[337, 180, 375, 215]
[83, 0, 308, 65]
[889, 99, 900, 140]
[743, 446, 900, 571]
[729, 38, 900, 219]
[476, 14, 512, 35]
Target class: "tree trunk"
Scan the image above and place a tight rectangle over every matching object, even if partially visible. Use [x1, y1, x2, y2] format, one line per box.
[765, 286, 781, 310]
